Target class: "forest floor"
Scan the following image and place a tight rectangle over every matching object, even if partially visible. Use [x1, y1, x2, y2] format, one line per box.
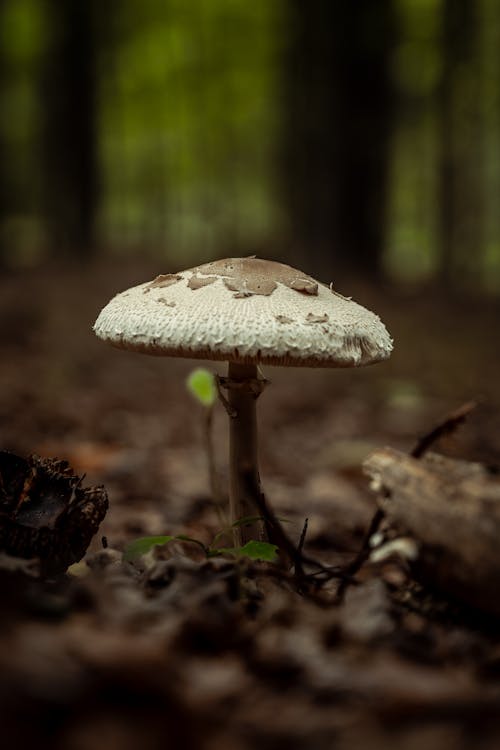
[1, 258, 500, 750]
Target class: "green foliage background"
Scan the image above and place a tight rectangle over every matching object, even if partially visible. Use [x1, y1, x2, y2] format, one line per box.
[1, 0, 500, 288]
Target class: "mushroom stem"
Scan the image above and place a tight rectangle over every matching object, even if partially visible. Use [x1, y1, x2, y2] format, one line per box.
[226, 361, 265, 546]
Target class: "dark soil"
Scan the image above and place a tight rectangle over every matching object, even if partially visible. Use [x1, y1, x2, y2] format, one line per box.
[1, 259, 500, 750]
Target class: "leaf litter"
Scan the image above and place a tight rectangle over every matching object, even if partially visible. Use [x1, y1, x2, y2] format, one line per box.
[1, 262, 500, 749]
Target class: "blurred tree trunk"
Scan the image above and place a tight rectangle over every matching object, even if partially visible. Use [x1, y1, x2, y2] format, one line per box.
[437, 0, 481, 288]
[0, 0, 7, 269]
[41, 0, 100, 258]
[280, 0, 396, 280]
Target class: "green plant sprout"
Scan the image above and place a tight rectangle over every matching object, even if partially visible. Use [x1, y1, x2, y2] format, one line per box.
[186, 367, 225, 523]
[187, 367, 217, 407]
[123, 369, 275, 563]
[123, 529, 278, 564]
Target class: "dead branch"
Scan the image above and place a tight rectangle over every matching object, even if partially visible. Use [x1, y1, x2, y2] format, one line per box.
[364, 448, 500, 617]
[411, 400, 477, 459]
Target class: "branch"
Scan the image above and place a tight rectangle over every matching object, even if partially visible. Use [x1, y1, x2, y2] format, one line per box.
[411, 400, 477, 459]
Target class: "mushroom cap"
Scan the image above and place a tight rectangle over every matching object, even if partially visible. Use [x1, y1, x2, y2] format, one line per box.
[93, 257, 393, 368]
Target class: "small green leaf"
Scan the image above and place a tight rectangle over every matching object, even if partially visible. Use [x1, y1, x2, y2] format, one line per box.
[123, 535, 175, 562]
[187, 368, 216, 407]
[238, 540, 279, 561]
[213, 540, 279, 562]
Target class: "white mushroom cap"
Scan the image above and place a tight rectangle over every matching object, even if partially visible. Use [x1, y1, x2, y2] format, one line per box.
[93, 257, 393, 368]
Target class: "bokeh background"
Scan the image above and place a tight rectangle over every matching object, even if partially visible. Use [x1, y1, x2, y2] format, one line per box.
[1, 0, 500, 289]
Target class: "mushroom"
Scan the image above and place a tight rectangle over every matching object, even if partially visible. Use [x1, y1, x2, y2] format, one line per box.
[93, 257, 393, 545]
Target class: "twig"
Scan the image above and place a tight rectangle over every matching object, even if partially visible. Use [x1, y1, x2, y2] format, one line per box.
[336, 507, 385, 602]
[411, 400, 477, 459]
[297, 518, 309, 558]
[242, 473, 342, 593]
